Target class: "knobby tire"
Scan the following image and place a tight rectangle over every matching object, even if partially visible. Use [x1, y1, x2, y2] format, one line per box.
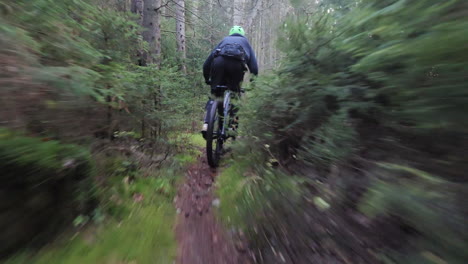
[206, 100, 222, 168]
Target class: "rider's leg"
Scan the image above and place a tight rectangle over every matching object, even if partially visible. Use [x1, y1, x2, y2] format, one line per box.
[231, 104, 239, 127]
[224, 57, 245, 92]
[210, 56, 227, 118]
[210, 56, 226, 90]
[203, 99, 213, 123]
[224, 58, 245, 131]
[202, 57, 226, 138]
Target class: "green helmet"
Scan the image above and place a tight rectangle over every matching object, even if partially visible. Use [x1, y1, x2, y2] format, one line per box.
[229, 26, 245, 36]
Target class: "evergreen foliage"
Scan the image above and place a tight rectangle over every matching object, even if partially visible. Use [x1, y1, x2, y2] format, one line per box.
[223, 0, 468, 262]
[0, 0, 206, 139]
[0, 0, 206, 258]
[0, 128, 96, 256]
[2, 0, 467, 262]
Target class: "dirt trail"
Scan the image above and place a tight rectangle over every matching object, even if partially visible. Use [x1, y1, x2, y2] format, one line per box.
[175, 152, 250, 264]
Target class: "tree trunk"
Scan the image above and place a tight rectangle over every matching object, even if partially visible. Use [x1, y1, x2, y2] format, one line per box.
[131, 0, 144, 26]
[141, 0, 162, 136]
[142, 0, 161, 65]
[232, 0, 245, 26]
[245, 0, 262, 31]
[209, 0, 215, 46]
[175, 0, 187, 74]
[131, 0, 144, 65]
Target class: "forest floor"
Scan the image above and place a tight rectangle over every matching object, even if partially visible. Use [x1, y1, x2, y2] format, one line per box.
[4, 135, 251, 264]
[175, 150, 251, 264]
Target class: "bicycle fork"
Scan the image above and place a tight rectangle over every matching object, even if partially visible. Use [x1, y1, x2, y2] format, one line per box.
[220, 91, 231, 140]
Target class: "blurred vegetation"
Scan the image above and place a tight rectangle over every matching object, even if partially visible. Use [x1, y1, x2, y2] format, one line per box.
[0, 0, 207, 140]
[1, 128, 200, 262]
[0, 0, 211, 260]
[217, 159, 303, 229]
[5, 170, 180, 264]
[0, 128, 96, 256]
[218, 0, 468, 263]
[2, 0, 467, 263]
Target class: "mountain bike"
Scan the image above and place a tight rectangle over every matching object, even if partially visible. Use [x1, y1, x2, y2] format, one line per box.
[206, 85, 240, 168]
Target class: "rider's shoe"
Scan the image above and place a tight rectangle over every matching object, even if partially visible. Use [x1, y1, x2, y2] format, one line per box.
[227, 127, 237, 140]
[201, 123, 208, 139]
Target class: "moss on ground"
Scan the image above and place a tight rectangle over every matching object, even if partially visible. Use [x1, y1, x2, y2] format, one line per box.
[173, 133, 204, 165]
[0, 128, 96, 256]
[4, 133, 205, 264]
[5, 172, 178, 264]
[168, 132, 205, 149]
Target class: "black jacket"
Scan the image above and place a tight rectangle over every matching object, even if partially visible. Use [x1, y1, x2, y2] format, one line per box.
[203, 34, 258, 82]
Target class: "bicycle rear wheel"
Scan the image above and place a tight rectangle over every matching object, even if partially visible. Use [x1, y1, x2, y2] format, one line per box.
[206, 100, 223, 168]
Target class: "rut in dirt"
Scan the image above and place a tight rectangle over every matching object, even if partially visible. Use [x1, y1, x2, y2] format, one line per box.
[175, 151, 250, 264]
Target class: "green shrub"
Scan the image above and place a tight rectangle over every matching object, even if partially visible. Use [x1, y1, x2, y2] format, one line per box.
[0, 129, 96, 256]
[225, 0, 468, 262]
[217, 159, 303, 229]
[360, 164, 468, 263]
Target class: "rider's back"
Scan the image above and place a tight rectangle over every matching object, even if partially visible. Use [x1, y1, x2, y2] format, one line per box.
[203, 33, 258, 78]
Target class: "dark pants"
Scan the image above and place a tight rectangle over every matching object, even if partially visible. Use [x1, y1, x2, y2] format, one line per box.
[204, 56, 244, 123]
[210, 56, 245, 92]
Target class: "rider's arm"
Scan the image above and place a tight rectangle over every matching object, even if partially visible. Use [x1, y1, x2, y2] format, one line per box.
[203, 53, 214, 83]
[203, 41, 224, 83]
[247, 45, 259, 76]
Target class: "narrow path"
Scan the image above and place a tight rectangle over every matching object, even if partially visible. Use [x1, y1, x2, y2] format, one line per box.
[175, 151, 250, 264]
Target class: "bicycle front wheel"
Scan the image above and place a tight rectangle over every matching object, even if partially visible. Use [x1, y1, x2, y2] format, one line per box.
[206, 100, 222, 168]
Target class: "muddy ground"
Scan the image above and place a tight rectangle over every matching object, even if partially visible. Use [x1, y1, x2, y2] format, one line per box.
[175, 152, 251, 264]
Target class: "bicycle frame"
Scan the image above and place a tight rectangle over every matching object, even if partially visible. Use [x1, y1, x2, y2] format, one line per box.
[220, 89, 231, 141]
[206, 85, 240, 168]
[211, 85, 232, 140]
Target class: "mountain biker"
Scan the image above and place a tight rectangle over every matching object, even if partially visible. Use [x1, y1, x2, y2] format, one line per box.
[201, 25, 258, 138]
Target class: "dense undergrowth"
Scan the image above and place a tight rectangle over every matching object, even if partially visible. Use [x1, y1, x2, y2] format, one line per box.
[0, 0, 210, 260]
[2, 0, 467, 263]
[0, 129, 96, 256]
[0, 0, 205, 140]
[218, 0, 468, 263]
[5, 174, 177, 264]
[2, 130, 204, 263]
